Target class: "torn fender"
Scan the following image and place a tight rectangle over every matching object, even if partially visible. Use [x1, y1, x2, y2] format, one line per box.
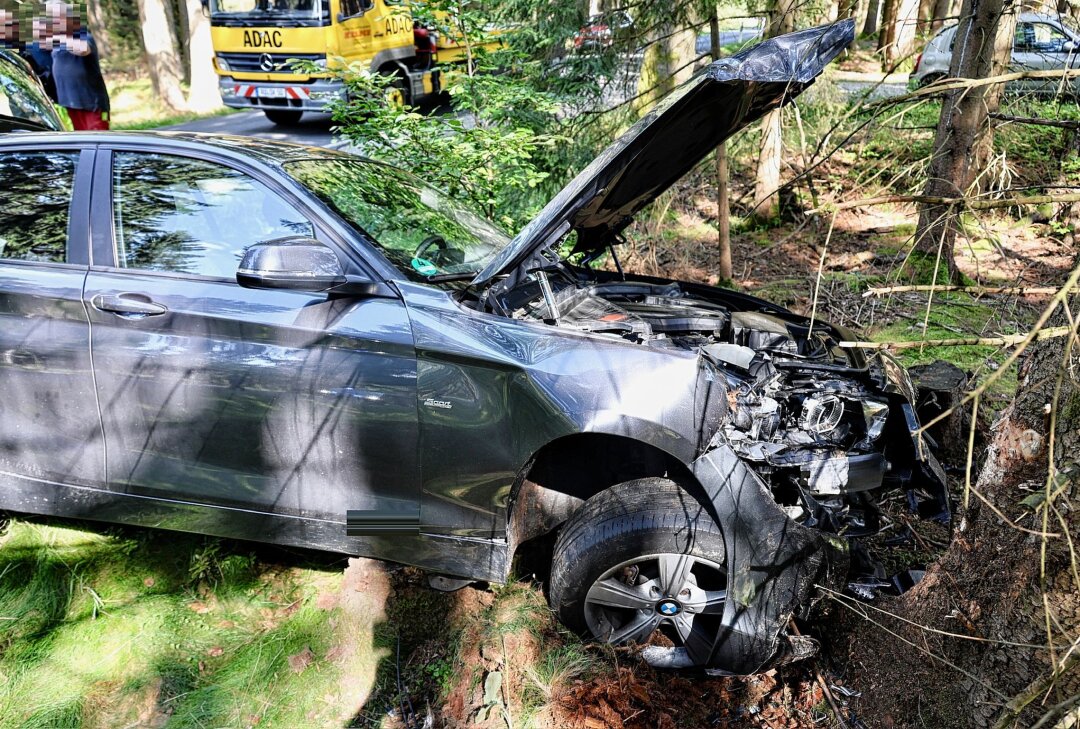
[692, 444, 848, 674]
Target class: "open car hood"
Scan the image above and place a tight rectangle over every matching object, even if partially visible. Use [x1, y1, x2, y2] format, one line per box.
[0, 50, 64, 133]
[472, 19, 854, 288]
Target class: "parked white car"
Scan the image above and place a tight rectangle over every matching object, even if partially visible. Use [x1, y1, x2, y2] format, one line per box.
[912, 12, 1080, 94]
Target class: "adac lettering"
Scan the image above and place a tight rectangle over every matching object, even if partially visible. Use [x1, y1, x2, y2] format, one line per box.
[242, 30, 283, 48]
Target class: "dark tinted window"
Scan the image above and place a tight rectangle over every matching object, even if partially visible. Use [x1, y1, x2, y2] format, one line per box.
[0, 151, 77, 264]
[112, 152, 314, 278]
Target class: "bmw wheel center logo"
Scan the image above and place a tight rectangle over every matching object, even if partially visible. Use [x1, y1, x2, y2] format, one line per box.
[657, 600, 680, 616]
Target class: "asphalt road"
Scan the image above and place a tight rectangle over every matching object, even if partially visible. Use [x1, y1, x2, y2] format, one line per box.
[165, 110, 350, 149]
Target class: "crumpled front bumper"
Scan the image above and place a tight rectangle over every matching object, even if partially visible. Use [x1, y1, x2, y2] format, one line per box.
[691, 443, 848, 674]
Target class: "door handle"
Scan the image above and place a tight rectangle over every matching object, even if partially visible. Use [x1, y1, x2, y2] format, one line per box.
[91, 293, 168, 317]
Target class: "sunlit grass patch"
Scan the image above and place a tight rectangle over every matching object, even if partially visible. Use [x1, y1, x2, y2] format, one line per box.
[0, 518, 373, 729]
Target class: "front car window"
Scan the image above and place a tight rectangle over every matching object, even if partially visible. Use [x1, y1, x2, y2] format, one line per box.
[0, 151, 77, 263]
[113, 152, 315, 278]
[285, 158, 511, 284]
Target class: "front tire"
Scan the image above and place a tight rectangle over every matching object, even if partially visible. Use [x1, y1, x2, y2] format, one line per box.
[549, 478, 727, 664]
[264, 109, 303, 126]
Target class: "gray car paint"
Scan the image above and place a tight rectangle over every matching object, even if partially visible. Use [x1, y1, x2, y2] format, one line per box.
[0, 21, 882, 673]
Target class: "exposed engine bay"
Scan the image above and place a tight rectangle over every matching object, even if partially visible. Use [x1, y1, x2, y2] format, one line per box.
[488, 265, 952, 594]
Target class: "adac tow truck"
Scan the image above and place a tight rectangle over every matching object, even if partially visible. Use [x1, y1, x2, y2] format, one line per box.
[206, 0, 477, 125]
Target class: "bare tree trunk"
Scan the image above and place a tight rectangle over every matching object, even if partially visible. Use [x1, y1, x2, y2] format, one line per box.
[913, 0, 1014, 279]
[709, 12, 732, 282]
[878, 0, 897, 56]
[931, 0, 952, 32]
[864, 0, 882, 36]
[838, 291, 1080, 728]
[137, 0, 188, 111]
[184, 0, 221, 112]
[634, 20, 696, 111]
[754, 0, 795, 221]
[86, 0, 111, 58]
[917, 0, 935, 35]
[887, 0, 920, 66]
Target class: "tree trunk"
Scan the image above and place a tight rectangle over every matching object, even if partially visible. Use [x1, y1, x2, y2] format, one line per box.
[931, 0, 952, 32]
[837, 291, 1080, 729]
[878, 0, 897, 56]
[918, 0, 935, 35]
[86, 0, 111, 58]
[709, 12, 732, 282]
[137, 0, 188, 111]
[864, 0, 881, 36]
[754, 0, 795, 221]
[184, 0, 221, 112]
[634, 21, 696, 111]
[884, 0, 920, 67]
[913, 0, 1013, 280]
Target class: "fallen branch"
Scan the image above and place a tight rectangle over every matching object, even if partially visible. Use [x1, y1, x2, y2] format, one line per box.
[839, 326, 1073, 350]
[808, 192, 1080, 215]
[863, 284, 1066, 298]
[869, 68, 1080, 109]
[989, 113, 1080, 131]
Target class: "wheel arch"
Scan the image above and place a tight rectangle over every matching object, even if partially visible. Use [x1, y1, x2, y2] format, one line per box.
[505, 432, 711, 566]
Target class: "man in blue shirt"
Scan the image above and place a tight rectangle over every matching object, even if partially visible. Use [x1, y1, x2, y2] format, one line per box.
[47, 1, 109, 129]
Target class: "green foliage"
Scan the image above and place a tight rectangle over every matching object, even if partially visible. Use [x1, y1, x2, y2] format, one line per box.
[321, 67, 563, 229]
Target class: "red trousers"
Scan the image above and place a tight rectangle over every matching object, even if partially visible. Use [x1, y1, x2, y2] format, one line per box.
[66, 108, 109, 131]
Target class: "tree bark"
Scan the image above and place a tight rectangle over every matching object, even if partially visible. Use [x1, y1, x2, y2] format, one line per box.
[709, 12, 732, 282]
[86, 0, 111, 58]
[931, 0, 952, 32]
[912, 0, 1014, 281]
[754, 0, 795, 221]
[878, 0, 897, 57]
[886, 0, 920, 66]
[633, 18, 696, 112]
[184, 0, 222, 112]
[864, 0, 882, 36]
[137, 0, 188, 111]
[837, 290, 1080, 729]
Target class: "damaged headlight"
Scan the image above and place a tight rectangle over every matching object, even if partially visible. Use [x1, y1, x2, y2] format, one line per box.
[799, 395, 844, 435]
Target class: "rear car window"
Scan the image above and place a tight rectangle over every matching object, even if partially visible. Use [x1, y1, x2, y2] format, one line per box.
[0, 151, 77, 263]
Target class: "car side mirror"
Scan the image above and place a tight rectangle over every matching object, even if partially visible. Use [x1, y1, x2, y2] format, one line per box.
[1063, 40, 1077, 53]
[237, 236, 348, 292]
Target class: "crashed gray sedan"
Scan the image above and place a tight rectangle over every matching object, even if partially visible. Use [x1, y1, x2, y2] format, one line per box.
[0, 19, 948, 674]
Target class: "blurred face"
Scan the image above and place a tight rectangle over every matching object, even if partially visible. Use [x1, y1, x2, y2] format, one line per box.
[0, 10, 18, 43]
[32, 17, 50, 42]
[47, 3, 76, 34]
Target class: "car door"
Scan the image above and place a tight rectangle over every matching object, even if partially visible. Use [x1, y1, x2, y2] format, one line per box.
[1011, 21, 1077, 94]
[83, 146, 421, 528]
[0, 146, 104, 489]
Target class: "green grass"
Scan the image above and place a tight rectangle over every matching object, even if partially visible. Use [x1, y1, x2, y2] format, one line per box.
[0, 518, 376, 729]
[106, 76, 241, 131]
[870, 292, 1019, 401]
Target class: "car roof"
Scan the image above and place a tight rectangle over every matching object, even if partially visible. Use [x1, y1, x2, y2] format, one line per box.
[0, 129, 359, 167]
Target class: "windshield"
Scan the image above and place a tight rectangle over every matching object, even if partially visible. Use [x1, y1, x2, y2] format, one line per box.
[285, 158, 512, 285]
[209, 0, 324, 19]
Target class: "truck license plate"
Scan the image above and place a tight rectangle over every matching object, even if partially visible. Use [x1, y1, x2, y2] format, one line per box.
[258, 87, 287, 99]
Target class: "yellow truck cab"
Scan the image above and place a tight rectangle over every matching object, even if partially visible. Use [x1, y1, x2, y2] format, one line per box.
[207, 0, 447, 125]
